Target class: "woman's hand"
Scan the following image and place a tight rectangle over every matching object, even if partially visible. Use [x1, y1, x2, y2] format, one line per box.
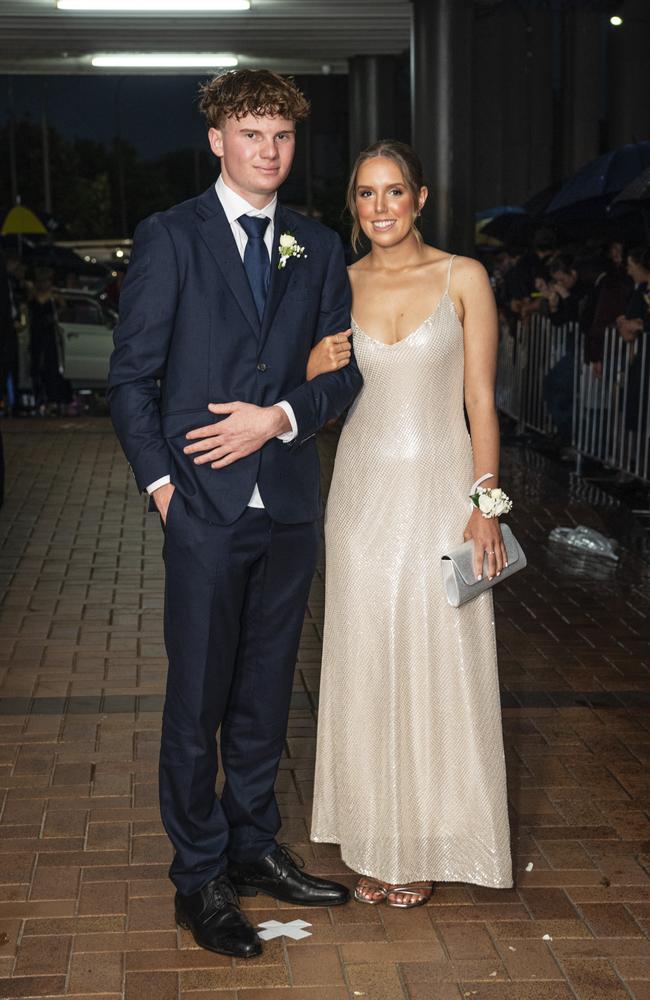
[306, 329, 352, 381]
[463, 507, 508, 581]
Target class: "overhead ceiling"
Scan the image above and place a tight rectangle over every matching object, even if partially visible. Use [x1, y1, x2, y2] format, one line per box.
[0, 0, 413, 75]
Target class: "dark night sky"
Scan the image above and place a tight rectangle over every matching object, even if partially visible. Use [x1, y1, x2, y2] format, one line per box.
[0, 72, 350, 234]
[2, 74, 214, 157]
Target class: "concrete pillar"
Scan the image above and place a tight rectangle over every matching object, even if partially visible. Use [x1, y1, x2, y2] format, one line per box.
[499, 8, 530, 206]
[607, 0, 650, 149]
[474, 4, 558, 211]
[411, 0, 474, 253]
[526, 9, 555, 196]
[561, 8, 602, 174]
[473, 5, 507, 208]
[348, 55, 397, 165]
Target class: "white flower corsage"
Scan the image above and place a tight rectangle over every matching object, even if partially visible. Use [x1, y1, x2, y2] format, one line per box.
[278, 232, 307, 269]
[469, 474, 513, 519]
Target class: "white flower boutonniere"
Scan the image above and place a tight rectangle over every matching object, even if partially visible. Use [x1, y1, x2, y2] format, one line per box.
[278, 232, 307, 270]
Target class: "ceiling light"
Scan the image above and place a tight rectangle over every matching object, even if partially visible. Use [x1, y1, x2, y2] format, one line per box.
[92, 53, 238, 67]
[59, 1, 250, 11]
[609, 15, 623, 26]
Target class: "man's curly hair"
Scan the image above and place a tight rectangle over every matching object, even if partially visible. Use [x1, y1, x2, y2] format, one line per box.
[198, 69, 310, 128]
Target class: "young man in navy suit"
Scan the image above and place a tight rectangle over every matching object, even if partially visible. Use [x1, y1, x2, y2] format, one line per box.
[108, 70, 361, 957]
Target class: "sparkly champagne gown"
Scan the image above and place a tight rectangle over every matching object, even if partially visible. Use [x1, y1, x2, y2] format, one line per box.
[311, 257, 512, 888]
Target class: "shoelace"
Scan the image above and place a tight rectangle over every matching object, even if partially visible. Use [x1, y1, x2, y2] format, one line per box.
[275, 844, 306, 872]
[206, 875, 238, 912]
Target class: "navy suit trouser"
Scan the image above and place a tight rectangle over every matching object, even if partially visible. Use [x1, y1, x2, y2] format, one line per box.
[159, 492, 320, 896]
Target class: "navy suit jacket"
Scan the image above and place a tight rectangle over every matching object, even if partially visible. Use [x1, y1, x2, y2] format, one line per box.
[107, 184, 363, 525]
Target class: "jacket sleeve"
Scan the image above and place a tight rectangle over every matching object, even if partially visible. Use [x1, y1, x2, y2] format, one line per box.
[282, 233, 363, 444]
[107, 215, 178, 492]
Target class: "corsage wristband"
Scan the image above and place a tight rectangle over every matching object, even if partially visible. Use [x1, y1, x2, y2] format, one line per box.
[469, 473, 513, 519]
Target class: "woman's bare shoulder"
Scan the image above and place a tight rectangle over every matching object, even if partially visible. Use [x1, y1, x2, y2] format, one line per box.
[449, 255, 491, 295]
[348, 254, 370, 276]
[451, 254, 489, 278]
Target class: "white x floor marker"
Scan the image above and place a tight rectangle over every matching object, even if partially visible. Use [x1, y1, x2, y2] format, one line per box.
[257, 919, 312, 941]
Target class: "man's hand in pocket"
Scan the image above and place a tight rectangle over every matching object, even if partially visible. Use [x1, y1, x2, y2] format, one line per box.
[153, 483, 176, 525]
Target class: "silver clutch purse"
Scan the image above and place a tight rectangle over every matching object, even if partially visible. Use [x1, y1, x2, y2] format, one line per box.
[441, 523, 527, 607]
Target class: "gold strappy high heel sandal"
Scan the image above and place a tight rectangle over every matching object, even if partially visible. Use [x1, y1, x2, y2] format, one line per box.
[354, 877, 389, 905]
[385, 882, 435, 908]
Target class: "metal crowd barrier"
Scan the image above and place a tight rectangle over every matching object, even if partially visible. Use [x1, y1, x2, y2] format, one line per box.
[496, 317, 650, 484]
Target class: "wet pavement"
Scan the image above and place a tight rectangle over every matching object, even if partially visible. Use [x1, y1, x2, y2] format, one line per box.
[0, 416, 649, 1000]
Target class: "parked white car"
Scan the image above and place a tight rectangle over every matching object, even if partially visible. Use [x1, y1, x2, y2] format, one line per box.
[18, 289, 117, 391]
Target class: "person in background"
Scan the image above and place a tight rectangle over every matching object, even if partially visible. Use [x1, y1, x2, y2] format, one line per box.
[617, 247, 650, 346]
[64, 271, 81, 290]
[2, 254, 25, 413]
[618, 247, 650, 441]
[539, 254, 588, 452]
[508, 229, 556, 323]
[28, 269, 66, 415]
[586, 241, 633, 375]
[0, 253, 14, 409]
[103, 266, 126, 308]
[495, 247, 522, 334]
[535, 253, 589, 327]
[0, 252, 12, 504]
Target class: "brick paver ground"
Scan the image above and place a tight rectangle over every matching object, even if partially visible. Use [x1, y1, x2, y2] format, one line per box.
[0, 416, 649, 1000]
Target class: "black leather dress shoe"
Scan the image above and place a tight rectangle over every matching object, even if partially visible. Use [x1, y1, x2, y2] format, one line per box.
[228, 845, 350, 907]
[175, 875, 262, 958]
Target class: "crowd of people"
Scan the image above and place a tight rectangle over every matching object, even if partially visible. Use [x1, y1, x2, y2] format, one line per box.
[2, 224, 649, 450]
[488, 232, 650, 450]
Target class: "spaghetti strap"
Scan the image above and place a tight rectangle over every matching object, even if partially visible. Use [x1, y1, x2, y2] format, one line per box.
[445, 254, 456, 294]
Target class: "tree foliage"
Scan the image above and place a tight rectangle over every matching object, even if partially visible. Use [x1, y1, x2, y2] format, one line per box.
[0, 115, 216, 239]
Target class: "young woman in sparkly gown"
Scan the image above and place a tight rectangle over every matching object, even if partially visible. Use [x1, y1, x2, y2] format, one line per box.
[309, 142, 512, 908]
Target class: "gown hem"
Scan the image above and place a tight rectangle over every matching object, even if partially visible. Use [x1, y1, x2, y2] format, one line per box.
[310, 834, 513, 889]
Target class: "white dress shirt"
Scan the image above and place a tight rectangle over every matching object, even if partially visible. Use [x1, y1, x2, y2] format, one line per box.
[147, 175, 298, 504]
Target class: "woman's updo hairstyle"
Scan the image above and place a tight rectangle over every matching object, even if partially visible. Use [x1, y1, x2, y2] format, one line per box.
[346, 140, 425, 252]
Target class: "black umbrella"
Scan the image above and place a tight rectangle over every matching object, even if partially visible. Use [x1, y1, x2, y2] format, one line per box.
[546, 141, 650, 218]
[611, 166, 650, 206]
[610, 167, 650, 240]
[481, 211, 533, 244]
[524, 182, 561, 218]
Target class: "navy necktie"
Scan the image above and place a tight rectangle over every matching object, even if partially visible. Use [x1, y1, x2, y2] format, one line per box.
[238, 214, 271, 320]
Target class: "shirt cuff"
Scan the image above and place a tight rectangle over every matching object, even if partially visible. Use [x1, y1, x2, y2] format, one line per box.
[146, 475, 171, 495]
[275, 400, 298, 443]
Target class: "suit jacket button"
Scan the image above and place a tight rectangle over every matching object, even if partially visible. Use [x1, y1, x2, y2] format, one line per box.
[257, 362, 268, 372]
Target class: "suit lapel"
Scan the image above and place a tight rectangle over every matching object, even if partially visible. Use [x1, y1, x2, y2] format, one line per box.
[259, 204, 293, 348]
[196, 186, 260, 337]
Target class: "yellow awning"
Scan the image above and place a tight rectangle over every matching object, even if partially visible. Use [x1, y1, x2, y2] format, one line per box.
[1, 205, 47, 236]
[475, 217, 502, 247]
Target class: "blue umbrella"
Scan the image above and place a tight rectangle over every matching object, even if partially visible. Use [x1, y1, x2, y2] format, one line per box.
[611, 166, 650, 206]
[475, 205, 526, 221]
[547, 141, 650, 215]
